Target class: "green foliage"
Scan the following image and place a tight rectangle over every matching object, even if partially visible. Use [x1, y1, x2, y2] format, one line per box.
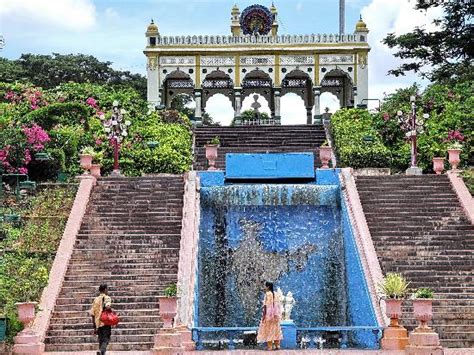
[0, 186, 76, 340]
[207, 136, 220, 145]
[240, 109, 270, 121]
[23, 102, 91, 130]
[413, 287, 434, 299]
[378, 273, 410, 299]
[164, 284, 178, 297]
[331, 109, 391, 168]
[1, 53, 147, 98]
[80, 146, 95, 155]
[383, 1, 473, 83]
[461, 169, 474, 196]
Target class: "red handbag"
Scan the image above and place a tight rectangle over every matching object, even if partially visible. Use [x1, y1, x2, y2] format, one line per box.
[100, 296, 119, 326]
[100, 309, 120, 326]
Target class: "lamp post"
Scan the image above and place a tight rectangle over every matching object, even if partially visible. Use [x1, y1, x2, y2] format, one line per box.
[103, 101, 131, 176]
[396, 95, 429, 175]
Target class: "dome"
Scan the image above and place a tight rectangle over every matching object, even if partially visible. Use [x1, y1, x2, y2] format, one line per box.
[146, 19, 159, 35]
[355, 15, 369, 32]
[231, 4, 240, 14]
[270, 2, 277, 14]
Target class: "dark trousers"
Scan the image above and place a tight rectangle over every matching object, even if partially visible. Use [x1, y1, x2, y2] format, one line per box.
[97, 325, 111, 354]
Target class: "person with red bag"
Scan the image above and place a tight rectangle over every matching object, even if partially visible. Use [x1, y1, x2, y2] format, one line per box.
[89, 284, 114, 355]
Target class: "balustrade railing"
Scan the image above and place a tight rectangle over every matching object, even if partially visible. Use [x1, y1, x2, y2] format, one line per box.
[192, 326, 383, 350]
[155, 33, 366, 46]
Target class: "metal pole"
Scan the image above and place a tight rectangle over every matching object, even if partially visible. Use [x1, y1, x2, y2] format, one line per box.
[339, 0, 345, 35]
[411, 100, 417, 168]
[113, 137, 119, 173]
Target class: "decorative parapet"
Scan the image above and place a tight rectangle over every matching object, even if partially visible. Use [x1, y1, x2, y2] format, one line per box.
[32, 175, 96, 342]
[339, 168, 387, 326]
[176, 171, 201, 327]
[153, 33, 367, 47]
[448, 171, 474, 224]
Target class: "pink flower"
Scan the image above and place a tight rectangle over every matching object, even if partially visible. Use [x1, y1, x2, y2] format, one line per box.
[95, 139, 103, 146]
[447, 91, 455, 99]
[22, 124, 50, 151]
[86, 97, 98, 109]
[383, 112, 390, 121]
[5, 91, 15, 101]
[446, 130, 465, 143]
[24, 149, 32, 165]
[18, 167, 28, 175]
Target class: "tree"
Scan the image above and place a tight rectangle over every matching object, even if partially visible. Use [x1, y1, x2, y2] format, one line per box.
[383, 1, 473, 83]
[0, 53, 147, 98]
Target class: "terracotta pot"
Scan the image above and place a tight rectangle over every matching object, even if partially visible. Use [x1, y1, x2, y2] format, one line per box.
[158, 296, 178, 328]
[79, 154, 93, 173]
[432, 157, 444, 175]
[90, 164, 101, 178]
[319, 146, 332, 169]
[205, 144, 219, 171]
[16, 302, 37, 327]
[412, 299, 433, 329]
[385, 299, 403, 327]
[448, 149, 461, 170]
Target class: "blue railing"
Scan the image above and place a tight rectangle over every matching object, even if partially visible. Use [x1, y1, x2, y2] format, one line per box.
[297, 326, 383, 349]
[193, 326, 383, 350]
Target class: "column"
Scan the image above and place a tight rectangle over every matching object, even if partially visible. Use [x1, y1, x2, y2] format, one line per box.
[313, 86, 322, 124]
[306, 106, 313, 125]
[353, 85, 358, 108]
[194, 89, 202, 126]
[234, 88, 242, 125]
[274, 88, 281, 125]
[147, 56, 160, 106]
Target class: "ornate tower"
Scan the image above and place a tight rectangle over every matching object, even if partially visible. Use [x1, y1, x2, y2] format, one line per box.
[145, 19, 159, 46]
[231, 4, 241, 36]
[270, 2, 279, 36]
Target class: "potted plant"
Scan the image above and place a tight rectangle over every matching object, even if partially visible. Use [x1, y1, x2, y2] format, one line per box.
[447, 141, 462, 170]
[158, 284, 178, 328]
[90, 151, 103, 178]
[411, 287, 434, 329]
[378, 272, 410, 327]
[79, 146, 94, 173]
[205, 136, 220, 171]
[319, 141, 332, 169]
[432, 157, 445, 175]
[15, 276, 43, 331]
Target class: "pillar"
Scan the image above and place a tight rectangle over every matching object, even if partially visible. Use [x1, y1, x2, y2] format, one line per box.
[234, 88, 242, 125]
[306, 106, 313, 125]
[194, 89, 202, 126]
[353, 86, 358, 108]
[274, 88, 281, 125]
[147, 56, 160, 106]
[313, 86, 322, 124]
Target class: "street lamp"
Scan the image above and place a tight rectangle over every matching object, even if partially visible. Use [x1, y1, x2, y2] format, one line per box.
[396, 95, 429, 175]
[102, 101, 131, 176]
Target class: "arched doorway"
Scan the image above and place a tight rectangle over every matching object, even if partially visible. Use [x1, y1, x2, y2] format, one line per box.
[320, 92, 341, 113]
[280, 93, 306, 125]
[281, 69, 313, 124]
[320, 69, 354, 108]
[163, 70, 194, 108]
[170, 93, 196, 120]
[205, 93, 234, 126]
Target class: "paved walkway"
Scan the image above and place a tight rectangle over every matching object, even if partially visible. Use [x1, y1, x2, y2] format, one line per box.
[44, 349, 474, 355]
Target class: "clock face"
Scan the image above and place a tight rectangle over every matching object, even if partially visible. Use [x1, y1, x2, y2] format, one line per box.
[240, 5, 273, 36]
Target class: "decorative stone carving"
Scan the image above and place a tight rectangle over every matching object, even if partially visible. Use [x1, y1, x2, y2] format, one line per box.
[280, 55, 314, 65]
[201, 56, 235, 66]
[320, 54, 354, 65]
[240, 56, 274, 66]
[147, 57, 158, 71]
[160, 56, 195, 66]
[358, 53, 368, 68]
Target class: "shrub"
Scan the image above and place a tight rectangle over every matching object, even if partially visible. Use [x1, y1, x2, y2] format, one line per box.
[331, 108, 391, 168]
[413, 287, 434, 299]
[23, 102, 92, 130]
[378, 273, 410, 299]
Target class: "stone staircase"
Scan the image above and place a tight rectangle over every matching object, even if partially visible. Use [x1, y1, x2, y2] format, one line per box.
[44, 176, 184, 352]
[193, 125, 326, 170]
[355, 175, 474, 348]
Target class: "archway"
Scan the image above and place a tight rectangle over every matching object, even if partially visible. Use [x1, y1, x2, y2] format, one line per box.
[320, 92, 341, 113]
[320, 69, 353, 108]
[163, 70, 194, 108]
[205, 93, 234, 126]
[280, 93, 306, 125]
[170, 93, 196, 120]
[281, 69, 313, 124]
[241, 69, 273, 111]
[202, 70, 234, 109]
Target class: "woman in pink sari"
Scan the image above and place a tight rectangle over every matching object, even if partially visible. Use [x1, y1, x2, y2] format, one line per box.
[257, 281, 283, 350]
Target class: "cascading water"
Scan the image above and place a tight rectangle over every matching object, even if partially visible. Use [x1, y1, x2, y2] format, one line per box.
[197, 184, 348, 328]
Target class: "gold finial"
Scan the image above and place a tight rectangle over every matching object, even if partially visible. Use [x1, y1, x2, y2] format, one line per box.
[355, 15, 369, 33]
[146, 19, 159, 35]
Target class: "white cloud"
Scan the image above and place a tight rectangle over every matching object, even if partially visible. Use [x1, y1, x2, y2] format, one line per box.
[0, 0, 97, 31]
[104, 8, 120, 24]
[362, 0, 443, 102]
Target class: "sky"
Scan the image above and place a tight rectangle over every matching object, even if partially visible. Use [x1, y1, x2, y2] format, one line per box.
[0, 0, 443, 125]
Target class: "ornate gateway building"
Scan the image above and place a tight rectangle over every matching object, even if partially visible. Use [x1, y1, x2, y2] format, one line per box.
[144, 3, 370, 124]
